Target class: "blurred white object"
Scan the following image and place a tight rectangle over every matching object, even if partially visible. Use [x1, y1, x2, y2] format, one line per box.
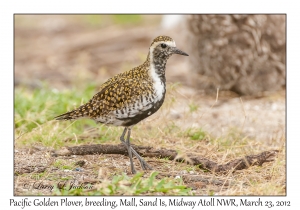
[160, 15, 184, 29]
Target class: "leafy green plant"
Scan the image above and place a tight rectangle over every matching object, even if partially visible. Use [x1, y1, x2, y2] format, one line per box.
[186, 128, 208, 141]
[52, 172, 192, 195]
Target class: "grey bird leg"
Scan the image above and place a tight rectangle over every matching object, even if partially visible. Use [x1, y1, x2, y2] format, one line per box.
[126, 128, 152, 171]
[125, 128, 136, 174]
[119, 127, 152, 173]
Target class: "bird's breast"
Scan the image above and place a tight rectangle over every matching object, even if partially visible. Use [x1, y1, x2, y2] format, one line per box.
[149, 63, 166, 103]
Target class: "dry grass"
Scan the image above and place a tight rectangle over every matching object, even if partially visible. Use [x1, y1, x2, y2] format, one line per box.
[14, 83, 286, 195]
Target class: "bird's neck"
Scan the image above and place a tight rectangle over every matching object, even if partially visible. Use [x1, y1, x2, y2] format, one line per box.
[146, 52, 167, 84]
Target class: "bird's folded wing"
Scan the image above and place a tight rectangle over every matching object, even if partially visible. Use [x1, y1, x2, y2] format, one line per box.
[88, 76, 153, 118]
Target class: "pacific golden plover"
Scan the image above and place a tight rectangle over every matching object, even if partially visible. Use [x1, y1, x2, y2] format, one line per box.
[55, 35, 188, 174]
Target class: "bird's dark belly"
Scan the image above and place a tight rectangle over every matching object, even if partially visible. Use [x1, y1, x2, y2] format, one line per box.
[120, 97, 165, 127]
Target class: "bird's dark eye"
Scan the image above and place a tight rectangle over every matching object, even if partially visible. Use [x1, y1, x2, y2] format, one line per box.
[161, 43, 167, 48]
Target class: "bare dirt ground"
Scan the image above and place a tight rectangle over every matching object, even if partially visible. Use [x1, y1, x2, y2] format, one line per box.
[14, 15, 285, 195]
[14, 148, 231, 195]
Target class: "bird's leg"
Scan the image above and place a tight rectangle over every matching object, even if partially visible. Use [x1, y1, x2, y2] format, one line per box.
[129, 147, 152, 170]
[133, 148, 153, 170]
[120, 128, 152, 172]
[126, 128, 152, 171]
[125, 128, 136, 174]
[120, 127, 136, 174]
[119, 127, 128, 143]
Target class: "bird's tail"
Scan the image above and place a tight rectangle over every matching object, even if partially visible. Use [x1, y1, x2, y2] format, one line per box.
[54, 104, 89, 120]
[54, 110, 76, 120]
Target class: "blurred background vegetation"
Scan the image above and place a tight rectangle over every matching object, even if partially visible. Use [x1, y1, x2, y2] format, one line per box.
[14, 15, 164, 89]
[15, 14, 286, 93]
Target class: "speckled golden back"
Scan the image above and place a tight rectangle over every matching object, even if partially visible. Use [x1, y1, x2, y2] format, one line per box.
[56, 58, 154, 121]
[87, 64, 154, 118]
[96, 58, 150, 97]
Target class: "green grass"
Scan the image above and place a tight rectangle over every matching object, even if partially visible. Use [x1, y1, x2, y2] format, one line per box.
[185, 128, 208, 141]
[53, 172, 192, 196]
[53, 159, 74, 170]
[189, 102, 199, 113]
[14, 83, 122, 148]
[15, 83, 96, 132]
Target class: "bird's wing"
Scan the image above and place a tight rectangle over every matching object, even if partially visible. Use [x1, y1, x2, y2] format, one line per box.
[87, 76, 153, 119]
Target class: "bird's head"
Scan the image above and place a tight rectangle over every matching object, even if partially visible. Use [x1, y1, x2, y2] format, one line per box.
[149, 36, 189, 61]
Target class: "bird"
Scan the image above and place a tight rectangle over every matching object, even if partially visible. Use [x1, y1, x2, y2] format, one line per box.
[55, 35, 189, 174]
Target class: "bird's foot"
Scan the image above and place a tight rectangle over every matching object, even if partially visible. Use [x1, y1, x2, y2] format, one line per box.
[120, 140, 152, 171]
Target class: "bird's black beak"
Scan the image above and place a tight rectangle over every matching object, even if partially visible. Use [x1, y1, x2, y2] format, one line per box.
[171, 47, 189, 56]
